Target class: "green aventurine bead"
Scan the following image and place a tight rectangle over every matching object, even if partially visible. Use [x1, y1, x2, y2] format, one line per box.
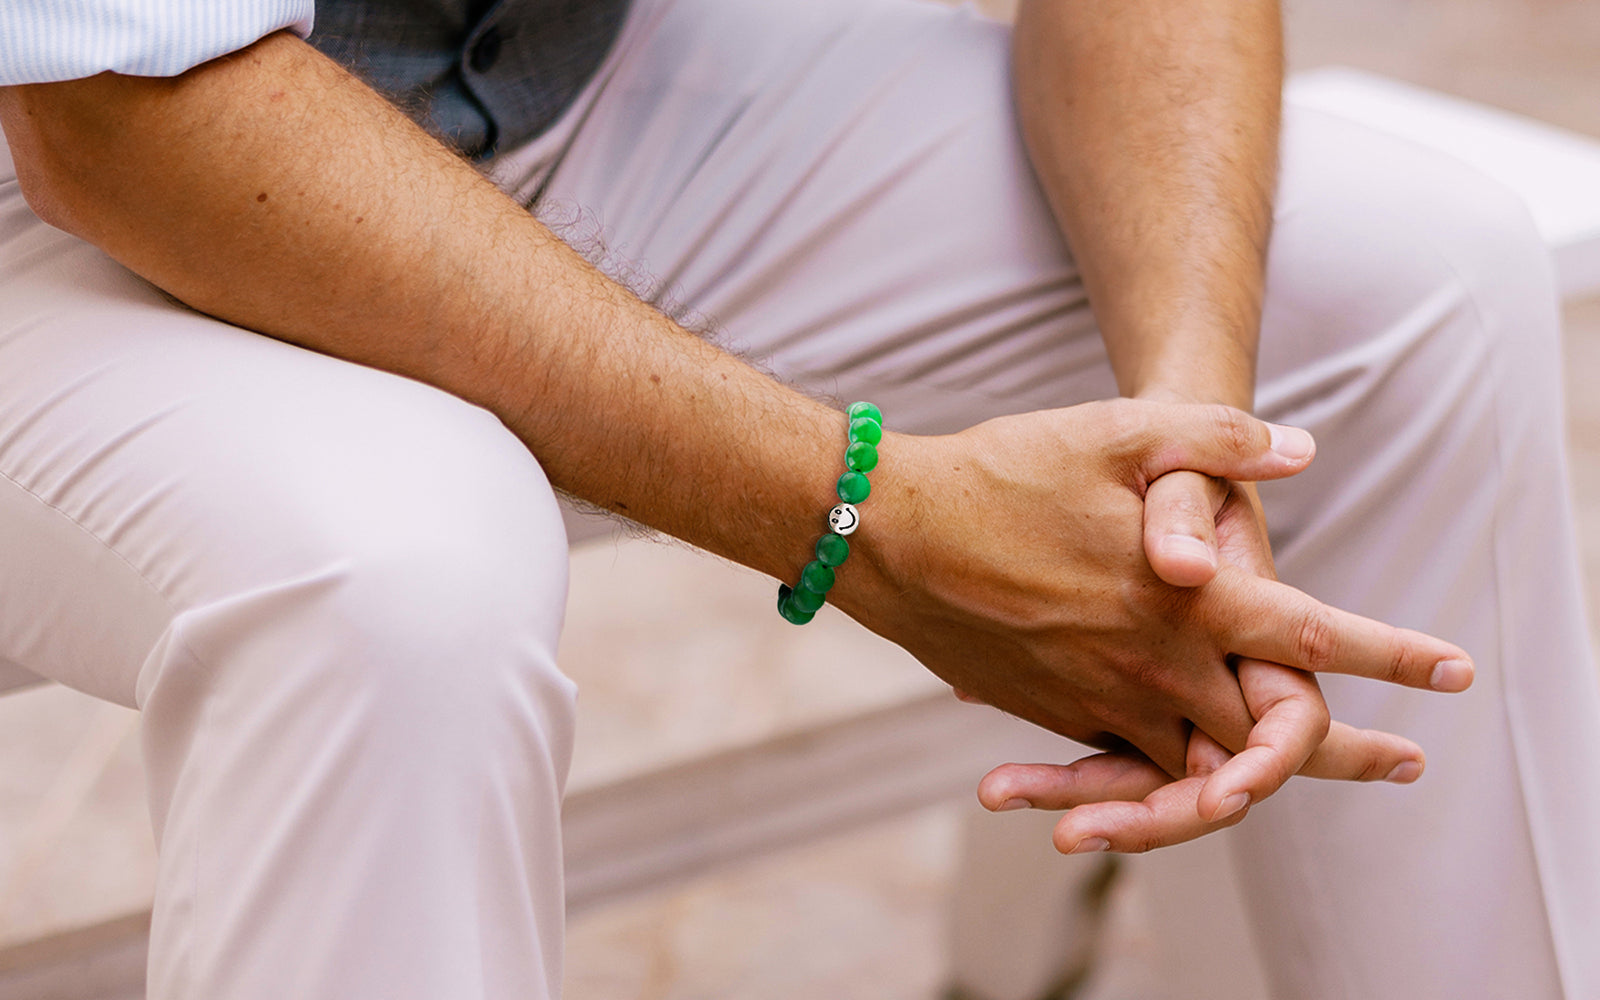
[837, 471, 871, 504]
[847, 417, 883, 445]
[800, 560, 836, 594]
[777, 585, 816, 624]
[845, 441, 878, 472]
[847, 401, 883, 425]
[815, 533, 850, 567]
[790, 586, 827, 613]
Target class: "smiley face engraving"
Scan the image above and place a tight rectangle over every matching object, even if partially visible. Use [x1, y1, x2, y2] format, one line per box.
[828, 502, 860, 536]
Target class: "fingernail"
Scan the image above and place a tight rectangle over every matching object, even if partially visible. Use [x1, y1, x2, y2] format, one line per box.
[1211, 792, 1250, 822]
[1067, 837, 1111, 854]
[1384, 760, 1424, 784]
[997, 798, 1031, 812]
[1268, 423, 1315, 460]
[1159, 534, 1217, 568]
[1429, 658, 1474, 692]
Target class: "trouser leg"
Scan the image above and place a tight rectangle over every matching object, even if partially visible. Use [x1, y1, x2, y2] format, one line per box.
[0, 149, 576, 999]
[1230, 106, 1600, 1000]
[517, 0, 1600, 994]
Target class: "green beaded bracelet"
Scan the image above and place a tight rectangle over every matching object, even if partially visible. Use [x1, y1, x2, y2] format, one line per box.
[777, 402, 883, 625]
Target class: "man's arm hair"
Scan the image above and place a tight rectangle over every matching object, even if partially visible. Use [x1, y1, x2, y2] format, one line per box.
[0, 32, 851, 584]
[0, 27, 1468, 843]
[1012, 0, 1282, 412]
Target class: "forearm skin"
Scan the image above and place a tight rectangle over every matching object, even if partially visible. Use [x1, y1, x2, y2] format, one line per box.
[1012, 0, 1283, 411]
[0, 33, 914, 606]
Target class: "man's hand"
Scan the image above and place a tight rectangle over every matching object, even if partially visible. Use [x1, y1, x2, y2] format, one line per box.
[847, 399, 1471, 783]
[3, 33, 1466, 850]
[957, 447, 1452, 852]
[1146, 468, 1356, 819]
[1004, 0, 1350, 846]
[974, 660, 1430, 853]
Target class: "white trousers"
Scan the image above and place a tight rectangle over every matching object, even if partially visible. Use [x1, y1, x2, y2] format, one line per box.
[3, 0, 1598, 996]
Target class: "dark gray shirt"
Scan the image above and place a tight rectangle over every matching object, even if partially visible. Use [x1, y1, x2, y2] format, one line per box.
[309, 0, 629, 158]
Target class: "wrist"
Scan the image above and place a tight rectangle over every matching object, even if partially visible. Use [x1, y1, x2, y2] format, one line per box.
[775, 402, 890, 624]
[1106, 322, 1260, 413]
[821, 426, 935, 629]
[1128, 362, 1256, 412]
[1132, 384, 1253, 411]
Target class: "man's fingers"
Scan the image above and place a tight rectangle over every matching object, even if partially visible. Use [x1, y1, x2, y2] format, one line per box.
[1194, 658, 1328, 821]
[1144, 471, 1224, 587]
[1204, 568, 1475, 692]
[978, 755, 1171, 812]
[982, 700, 1426, 854]
[1106, 401, 1316, 485]
[978, 735, 1243, 854]
[1052, 733, 1242, 854]
[1196, 660, 1423, 818]
[1299, 721, 1426, 783]
[977, 755, 1234, 854]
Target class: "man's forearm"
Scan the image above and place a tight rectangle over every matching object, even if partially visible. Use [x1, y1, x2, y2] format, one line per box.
[0, 26, 1474, 834]
[1012, 0, 1282, 411]
[0, 32, 880, 594]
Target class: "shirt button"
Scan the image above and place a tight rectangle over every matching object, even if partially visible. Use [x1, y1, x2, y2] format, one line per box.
[469, 26, 503, 74]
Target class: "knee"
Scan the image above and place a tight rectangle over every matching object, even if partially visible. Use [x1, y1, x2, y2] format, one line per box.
[314, 490, 575, 737]
[1262, 107, 1561, 402]
[139, 381, 577, 784]
[301, 521, 578, 783]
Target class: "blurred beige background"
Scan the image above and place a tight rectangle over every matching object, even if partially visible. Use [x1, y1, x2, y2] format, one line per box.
[1, 0, 1597, 997]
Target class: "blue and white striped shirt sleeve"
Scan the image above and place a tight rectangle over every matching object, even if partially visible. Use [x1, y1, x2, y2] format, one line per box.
[0, 0, 314, 86]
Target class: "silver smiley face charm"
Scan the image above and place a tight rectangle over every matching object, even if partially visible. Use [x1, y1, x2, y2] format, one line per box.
[828, 502, 860, 536]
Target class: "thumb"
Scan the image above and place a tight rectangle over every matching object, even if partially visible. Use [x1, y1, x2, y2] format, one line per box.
[1144, 470, 1224, 587]
[1121, 403, 1316, 485]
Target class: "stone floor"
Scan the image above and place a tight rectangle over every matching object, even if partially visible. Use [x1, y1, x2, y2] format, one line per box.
[1, 0, 1598, 997]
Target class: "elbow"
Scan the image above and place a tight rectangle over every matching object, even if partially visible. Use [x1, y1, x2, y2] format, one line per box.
[1, 85, 109, 237]
[10, 158, 80, 235]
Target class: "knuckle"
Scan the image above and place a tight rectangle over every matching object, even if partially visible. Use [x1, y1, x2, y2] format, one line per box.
[1309, 702, 1333, 743]
[1296, 693, 1333, 740]
[1355, 750, 1392, 783]
[1152, 479, 1213, 527]
[1294, 607, 1340, 673]
[1380, 631, 1416, 685]
[1099, 398, 1147, 453]
[1209, 405, 1259, 456]
[1122, 662, 1189, 710]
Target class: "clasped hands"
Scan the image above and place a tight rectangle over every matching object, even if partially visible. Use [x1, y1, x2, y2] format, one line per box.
[862, 399, 1472, 854]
